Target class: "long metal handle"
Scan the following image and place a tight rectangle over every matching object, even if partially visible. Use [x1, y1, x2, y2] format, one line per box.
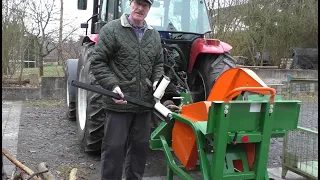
[71, 80, 154, 108]
[224, 87, 276, 103]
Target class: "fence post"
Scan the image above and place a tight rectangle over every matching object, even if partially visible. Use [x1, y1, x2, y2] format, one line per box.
[286, 75, 292, 99]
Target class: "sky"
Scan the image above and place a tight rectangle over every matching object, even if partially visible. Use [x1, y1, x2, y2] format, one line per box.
[54, 0, 239, 39]
[58, 0, 94, 38]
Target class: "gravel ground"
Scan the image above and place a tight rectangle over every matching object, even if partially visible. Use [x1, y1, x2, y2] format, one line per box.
[16, 100, 167, 180]
[267, 101, 318, 167]
[15, 99, 318, 179]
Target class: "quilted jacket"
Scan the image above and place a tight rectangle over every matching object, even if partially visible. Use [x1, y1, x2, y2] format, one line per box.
[90, 14, 164, 113]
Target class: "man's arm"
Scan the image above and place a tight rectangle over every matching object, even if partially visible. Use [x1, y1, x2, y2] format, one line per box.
[151, 32, 164, 83]
[90, 25, 119, 91]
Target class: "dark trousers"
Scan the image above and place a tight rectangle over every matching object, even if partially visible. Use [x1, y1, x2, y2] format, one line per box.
[101, 110, 151, 180]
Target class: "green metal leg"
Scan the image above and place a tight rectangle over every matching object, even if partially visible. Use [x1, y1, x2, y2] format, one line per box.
[265, 171, 270, 180]
[210, 105, 231, 180]
[167, 165, 173, 180]
[254, 103, 275, 180]
[159, 135, 193, 180]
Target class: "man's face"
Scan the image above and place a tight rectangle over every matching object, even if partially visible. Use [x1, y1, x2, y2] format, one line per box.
[130, 0, 151, 21]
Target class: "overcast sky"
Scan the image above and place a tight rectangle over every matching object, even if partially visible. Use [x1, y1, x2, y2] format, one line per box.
[54, 0, 235, 39]
[58, 0, 93, 38]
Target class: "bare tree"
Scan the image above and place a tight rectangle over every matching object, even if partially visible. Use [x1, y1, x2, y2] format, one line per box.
[57, 0, 63, 65]
[2, 0, 28, 84]
[207, 0, 318, 66]
[25, 0, 78, 76]
[60, 37, 83, 60]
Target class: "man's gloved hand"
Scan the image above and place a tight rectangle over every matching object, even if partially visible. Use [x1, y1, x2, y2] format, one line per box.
[112, 86, 127, 104]
[153, 81, 159, 91]
[163, 100, 180, 113]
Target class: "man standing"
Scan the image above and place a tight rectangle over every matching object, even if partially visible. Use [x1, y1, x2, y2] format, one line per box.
[90, 0, 164, 179]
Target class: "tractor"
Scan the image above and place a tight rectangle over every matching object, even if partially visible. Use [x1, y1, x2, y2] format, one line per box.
[65, 0, 237, 154]
[67, 0, 302, 178]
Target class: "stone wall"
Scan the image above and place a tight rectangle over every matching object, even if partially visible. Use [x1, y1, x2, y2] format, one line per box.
[251, 69, 318, 84]
[2, 77, 65, 101]
[1, 69, 318, 100]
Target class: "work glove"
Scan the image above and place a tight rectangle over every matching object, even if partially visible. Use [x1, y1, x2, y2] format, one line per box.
[112, 86, 127, 104]
[163, 100, 181, 113]
[166, 104, 181, 113]
[153, 81, 159, 91]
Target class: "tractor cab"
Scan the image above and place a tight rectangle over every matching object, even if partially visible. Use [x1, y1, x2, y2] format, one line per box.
[77, 0, 212, 37]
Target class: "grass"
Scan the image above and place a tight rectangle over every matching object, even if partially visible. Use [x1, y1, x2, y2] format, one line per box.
[22, 100, 64, 107]
[5, 64, 65, 81]
[21, 65, 65, 78]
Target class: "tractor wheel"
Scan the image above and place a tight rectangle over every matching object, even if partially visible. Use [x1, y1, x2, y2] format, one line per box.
[189, 53, 236, 102]
[65, 59, 79, 121]
[76, 43, 105, 154]
[66, 80, 76, 120]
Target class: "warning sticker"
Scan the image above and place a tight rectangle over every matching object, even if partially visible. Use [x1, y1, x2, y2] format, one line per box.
[250, 103, 261, 112]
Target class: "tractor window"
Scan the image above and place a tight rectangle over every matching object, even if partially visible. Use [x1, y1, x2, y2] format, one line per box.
[100, 0, 108, 21]
[118, 0, 124, 17]
[100, 0, 116, 22]
[122, 0, 211, 34]
[107, 0, 115, 21]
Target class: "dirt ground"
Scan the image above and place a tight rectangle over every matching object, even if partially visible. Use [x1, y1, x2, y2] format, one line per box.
[15, 99, 318, 179]
[16, 100, 167, 180]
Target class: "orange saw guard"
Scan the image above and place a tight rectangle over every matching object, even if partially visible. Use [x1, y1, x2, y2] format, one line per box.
[172, 68, 270, 171]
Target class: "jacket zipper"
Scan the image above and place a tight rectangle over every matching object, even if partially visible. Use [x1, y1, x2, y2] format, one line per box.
[130, 28, 144, 112]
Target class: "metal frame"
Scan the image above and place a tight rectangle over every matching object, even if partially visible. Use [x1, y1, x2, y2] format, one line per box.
[282, 126, 318, 180]
[150, 95, 301, 180]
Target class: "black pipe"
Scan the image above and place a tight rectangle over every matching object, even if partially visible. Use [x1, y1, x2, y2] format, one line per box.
[71, 80, 154, 108]
[91, 0, 99, 34]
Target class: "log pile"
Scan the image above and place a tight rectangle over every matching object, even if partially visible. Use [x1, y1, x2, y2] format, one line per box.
[2, 148, 77, 180]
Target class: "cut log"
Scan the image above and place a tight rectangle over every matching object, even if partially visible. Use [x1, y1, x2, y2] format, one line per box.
[2, 148, 42, 180]
[69, 168, 77, 180]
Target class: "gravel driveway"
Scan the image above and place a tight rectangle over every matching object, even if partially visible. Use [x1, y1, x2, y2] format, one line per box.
[15, 99, 317, 180]
[16, 100, 167, 180]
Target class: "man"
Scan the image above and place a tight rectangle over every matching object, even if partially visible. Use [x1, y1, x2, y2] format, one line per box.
[90, 0, 164, 179]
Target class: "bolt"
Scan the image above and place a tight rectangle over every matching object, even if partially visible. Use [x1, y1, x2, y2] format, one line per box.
[269, 104, 274, 114]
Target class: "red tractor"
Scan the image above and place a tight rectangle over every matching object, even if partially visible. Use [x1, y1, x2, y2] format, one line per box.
[65, 0, 236, 153]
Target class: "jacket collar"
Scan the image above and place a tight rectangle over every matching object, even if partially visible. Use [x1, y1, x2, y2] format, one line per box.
[120, 14, 153, 30]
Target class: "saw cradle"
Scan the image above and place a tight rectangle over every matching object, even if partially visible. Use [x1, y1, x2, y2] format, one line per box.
[150, 68, 301, 180]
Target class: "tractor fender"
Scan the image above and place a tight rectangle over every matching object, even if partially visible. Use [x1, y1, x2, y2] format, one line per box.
[65, 59, 79, 103]
[81, 34, 99, 45]
[188, 38, 232, 72]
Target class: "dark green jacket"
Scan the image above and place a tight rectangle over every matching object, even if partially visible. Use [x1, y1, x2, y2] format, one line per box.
[90, 14, 164, 113]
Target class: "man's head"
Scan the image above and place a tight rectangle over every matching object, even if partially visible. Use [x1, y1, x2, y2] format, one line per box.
[129, 0, 152, 22]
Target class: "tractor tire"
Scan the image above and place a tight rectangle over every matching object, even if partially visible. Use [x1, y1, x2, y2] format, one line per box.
[76, 42, 105, 154]
[65, 59, 79, 121]
[189, 53, 236, 102]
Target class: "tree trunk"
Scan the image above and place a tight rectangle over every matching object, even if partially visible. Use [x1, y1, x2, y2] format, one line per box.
[58, 0, 63, 65]
[39, 54, 44, 76]
[2, 48, 9, 76]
